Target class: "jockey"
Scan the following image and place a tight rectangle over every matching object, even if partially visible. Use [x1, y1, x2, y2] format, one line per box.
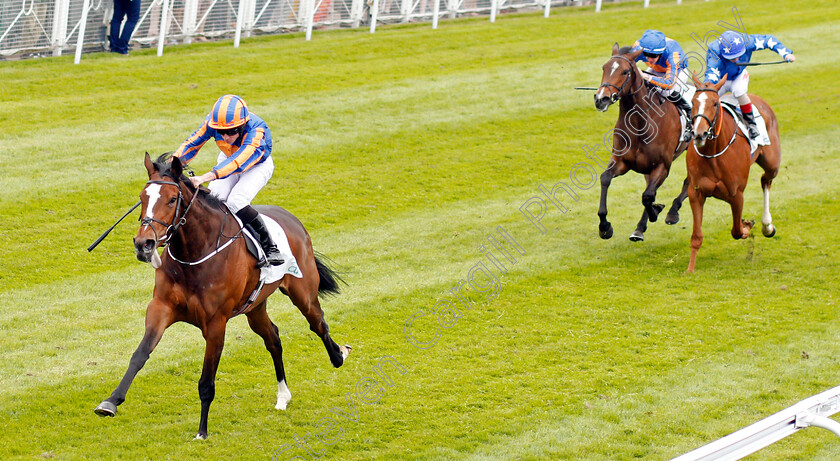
[173, 94, 284, 268]
[705, 30, 796, 139]
[632, 29, 694, 143]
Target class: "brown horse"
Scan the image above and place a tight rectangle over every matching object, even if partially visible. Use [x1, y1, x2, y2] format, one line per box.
[595, 43, 690, 241]
[95, 153, 351, 439]
[686, 73, 781, 272]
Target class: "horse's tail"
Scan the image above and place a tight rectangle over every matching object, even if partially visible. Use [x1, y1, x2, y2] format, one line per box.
[314, 252, 345, 297]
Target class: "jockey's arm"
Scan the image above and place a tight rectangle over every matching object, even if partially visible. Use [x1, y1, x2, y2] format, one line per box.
[174, 120, 213, 165]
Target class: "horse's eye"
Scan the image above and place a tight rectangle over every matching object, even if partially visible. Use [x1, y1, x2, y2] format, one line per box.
[169, 197, 177, 206]
[623, 70, 631, 75]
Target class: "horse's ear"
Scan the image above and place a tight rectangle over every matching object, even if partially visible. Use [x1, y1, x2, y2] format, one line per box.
[144, 152, 155, 177]
[713, 73, 728, 92]
[611, 42, 620, 56]
[629, 49, 642, 61]
[691, 71, 703, 88]
[171, 155, 183, 178]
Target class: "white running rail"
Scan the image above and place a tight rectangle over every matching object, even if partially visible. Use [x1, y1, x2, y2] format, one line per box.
[673, 385, 840, 461]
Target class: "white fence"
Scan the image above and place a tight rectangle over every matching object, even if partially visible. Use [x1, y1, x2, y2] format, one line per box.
[673, 385, 840, 460]
[0, 0, 681, 62]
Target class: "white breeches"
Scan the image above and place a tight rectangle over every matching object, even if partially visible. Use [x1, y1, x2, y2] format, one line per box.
[718, 70, 750, 100]
[208, 152, 274, 213]
[646, 67, 693, 104]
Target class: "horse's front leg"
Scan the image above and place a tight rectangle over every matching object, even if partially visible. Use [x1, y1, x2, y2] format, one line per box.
[196, 318, 228, 440]
[597, 157, 627, 240]
[665, 176, 690, 225]
[687, 187, 707, 273]
[95, 300, 174, 417]
[729, 191, 753, 239]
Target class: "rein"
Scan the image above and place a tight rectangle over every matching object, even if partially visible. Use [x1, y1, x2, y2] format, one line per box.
[691, 89, 737, 159]
[143, 177, 239, 265]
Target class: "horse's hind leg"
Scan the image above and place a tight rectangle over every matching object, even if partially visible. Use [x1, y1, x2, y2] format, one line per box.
[631, 170, 667, 241]
[665, 176, 690, 225]
[289, 283, 349, 368]
[246, 301, 292, 410]
[756, 149, 780, 237]
[95, 300, 174, 417]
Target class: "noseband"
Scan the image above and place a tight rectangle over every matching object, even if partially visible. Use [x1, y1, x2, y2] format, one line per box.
[691, 88, 723, 140]
[141, 178, 199, 247]
[599, 55, 644, 103]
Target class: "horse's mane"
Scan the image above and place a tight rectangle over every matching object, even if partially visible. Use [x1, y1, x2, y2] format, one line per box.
[618, 45, 634, 55]
[152, 153, 227, 211]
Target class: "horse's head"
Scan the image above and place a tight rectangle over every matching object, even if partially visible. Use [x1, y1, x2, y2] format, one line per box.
[595, 43, 643, 112]
[690, 72, 727, 148]
[135, 153, 191, 266]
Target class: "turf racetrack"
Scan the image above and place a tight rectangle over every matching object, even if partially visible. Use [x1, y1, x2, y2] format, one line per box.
[1, 0, 839, 459]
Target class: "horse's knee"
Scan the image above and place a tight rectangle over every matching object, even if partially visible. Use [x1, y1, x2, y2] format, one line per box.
[642, 192, 655, 206]
[198, 380, 215, 403]
[690, 234, 703, 250]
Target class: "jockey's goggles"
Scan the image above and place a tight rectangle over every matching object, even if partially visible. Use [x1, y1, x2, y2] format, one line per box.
[643, 51, 661, 59]
[217, 126, 243, 137]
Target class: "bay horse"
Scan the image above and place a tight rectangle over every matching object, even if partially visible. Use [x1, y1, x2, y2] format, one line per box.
[94, 153, 351, 439]
[594, 43, 690, 241]
[686, 73, 781, 272]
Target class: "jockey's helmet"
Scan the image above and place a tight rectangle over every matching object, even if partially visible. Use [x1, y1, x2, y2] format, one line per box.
[639, 30, 666, 56]
[719, 30, 747, 59]
[208, 95, 250, 130]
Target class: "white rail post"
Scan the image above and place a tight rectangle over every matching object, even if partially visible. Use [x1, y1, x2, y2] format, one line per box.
[234, 0, 247, 47]
[157, 0, 169, 56]
[543, 0, 550, 18]
[595, 0, 601, 13]
[306, 0, 318, 41]
[182, 0, 198, 44]
[369, 0, 380, 33]
[489, 0, 497, 22]
[401, 0, 411, 22]
[644, 0, 650, 7]
[52, 0, 70, 56]
[350, 0, 365, 27]
[432, 0, 440, 28]
[74, 0, 91, 64]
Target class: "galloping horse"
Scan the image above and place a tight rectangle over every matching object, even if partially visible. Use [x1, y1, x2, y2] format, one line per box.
[594, 44, 690, 241]
[95, 153, 351, 439]
[686, 73, 781, 272]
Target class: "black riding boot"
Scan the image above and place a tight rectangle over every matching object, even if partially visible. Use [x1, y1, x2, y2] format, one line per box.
[742, 110, 760, 139]
[237, 207, 284, 268]
[673, 95, 694, 142]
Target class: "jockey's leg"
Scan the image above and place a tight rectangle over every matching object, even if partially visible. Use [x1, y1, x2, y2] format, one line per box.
[731, 71, 759, 139]
[669, 68, 694, 142]
[236, 206, 284, 268]
[222, 156, 282, 267]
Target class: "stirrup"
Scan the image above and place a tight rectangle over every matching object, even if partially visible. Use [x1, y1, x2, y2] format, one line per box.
[747, 125, 760, 139]
[262, 247, 284, 267]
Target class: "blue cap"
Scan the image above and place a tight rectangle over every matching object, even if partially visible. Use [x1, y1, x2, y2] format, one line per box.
[719, 30, 746, 59]
[639, 30, 666, 54]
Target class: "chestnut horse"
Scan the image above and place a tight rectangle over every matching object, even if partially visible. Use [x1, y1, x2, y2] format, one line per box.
[686, 73, 781, 272]
[95, 153, 351, 439]
[595, 44, 690, 241]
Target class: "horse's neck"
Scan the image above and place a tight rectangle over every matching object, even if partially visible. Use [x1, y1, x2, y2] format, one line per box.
[171, 197, 238, 261]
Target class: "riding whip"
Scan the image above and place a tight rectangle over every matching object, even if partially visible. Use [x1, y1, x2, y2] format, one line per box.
[87, 201, 142, 252]
[574, 87, 599, 90]
[737, 61, 790, 67]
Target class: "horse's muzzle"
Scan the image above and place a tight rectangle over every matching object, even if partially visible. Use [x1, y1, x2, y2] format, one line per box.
[594, 95, 612, 112]
[134, 237, 157, 263]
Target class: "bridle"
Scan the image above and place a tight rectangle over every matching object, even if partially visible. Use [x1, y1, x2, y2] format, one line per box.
[599, 55, 645, 103]
[691, 88, 738, 159]
[140, 178, 199, 248]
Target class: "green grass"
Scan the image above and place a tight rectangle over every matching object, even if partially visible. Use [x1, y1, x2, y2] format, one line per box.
[1, 0, 840, 459]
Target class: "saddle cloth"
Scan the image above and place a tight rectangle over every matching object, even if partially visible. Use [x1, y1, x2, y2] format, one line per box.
[720, 93, 771, 154]
[234, 213, 303, 284]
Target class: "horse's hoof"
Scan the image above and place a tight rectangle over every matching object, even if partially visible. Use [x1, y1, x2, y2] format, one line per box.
[647, 203, 665, 222]
[665, 213, 680, 225]
[194, 433, 207, 440]
[94, 401, 117, 417]
[599, 223, 613, 240]
[762, 224, 776, 238]
[340, 345, 352, 360]
[629, 230, 644, 242]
